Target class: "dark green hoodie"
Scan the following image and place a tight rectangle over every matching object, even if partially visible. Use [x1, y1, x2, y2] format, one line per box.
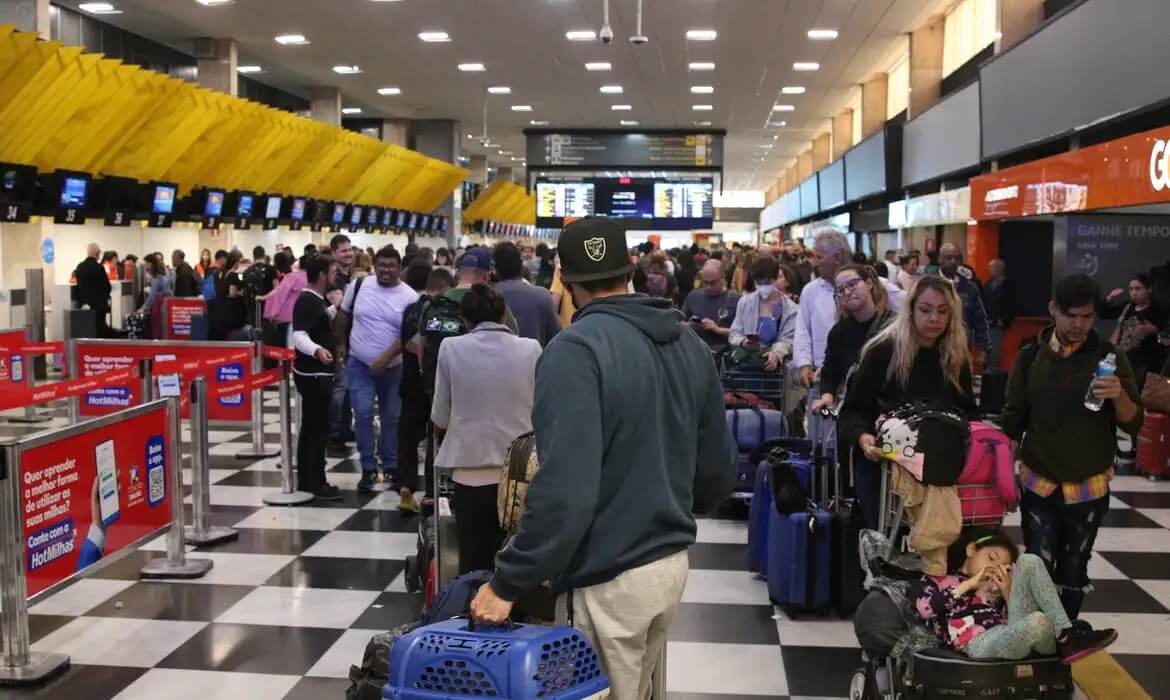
[1002, 326, 1143, 484]
[490, 295, 736, 600]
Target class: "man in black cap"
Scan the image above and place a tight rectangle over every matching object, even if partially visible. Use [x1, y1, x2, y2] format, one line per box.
[472, 218, 735, 698]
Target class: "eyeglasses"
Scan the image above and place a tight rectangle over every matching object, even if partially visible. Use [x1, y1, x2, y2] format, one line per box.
[834, 277, 864, 298]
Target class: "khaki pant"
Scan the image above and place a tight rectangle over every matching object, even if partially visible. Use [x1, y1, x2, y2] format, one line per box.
[892, 466, 961, 576]
[571, 550, 689, 700]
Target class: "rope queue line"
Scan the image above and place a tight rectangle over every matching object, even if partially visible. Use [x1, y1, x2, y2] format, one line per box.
[0, 334, 300, 687]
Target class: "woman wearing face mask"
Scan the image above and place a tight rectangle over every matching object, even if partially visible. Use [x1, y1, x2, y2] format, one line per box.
[839, 275, 977, 574]
[811, 264, 892, 528]
[728, 257, 799, 373]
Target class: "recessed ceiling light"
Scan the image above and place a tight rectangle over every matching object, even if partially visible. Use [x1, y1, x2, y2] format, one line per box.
[419, 31, 451, 42]
[458, 63, 486, 72]
[690, 86, 714, 94]
[487, 86, 512, 94]
[511, 105, 533, 111]
[695, 120, 712, 126]
[773, 104, 796, 112]
[686, 29, 717, 41]
[333, 65, 362, 74]
[529, 120, 549, 126]
[692, 104, 714, 111]
[585, 62, 612, 71]
[511, 157, 520, 161]
[769, 120, 788, 127]
[600, 85, 623, 94]
[79, 2, 121, 14]
[689, 62, 716, 71]
[620, 120, 640, 126]
[466, 134, 476, 139]
[807, 28, 838, 40]
[611, 104, 632, 111]
[342, 107, 362, 115]
[566, 30, 597, 41]
[377, 87, 402, 96]
[236, 65, 263, 74]
[793, 62, 820, 71]
[781, 86, 806, 94]
[759, 144, 772, 149]
[195, 0, 233, 5]
[274, 34, 310, 45]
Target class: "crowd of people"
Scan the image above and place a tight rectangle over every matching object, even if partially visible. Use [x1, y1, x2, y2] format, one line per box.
[68, 223, 1170, 694]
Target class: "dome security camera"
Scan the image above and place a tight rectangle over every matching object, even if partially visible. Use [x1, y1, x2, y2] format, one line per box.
[599, 24, 615, 45]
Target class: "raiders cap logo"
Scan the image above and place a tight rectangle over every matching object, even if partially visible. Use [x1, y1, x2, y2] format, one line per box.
[584, 237, 606, 262]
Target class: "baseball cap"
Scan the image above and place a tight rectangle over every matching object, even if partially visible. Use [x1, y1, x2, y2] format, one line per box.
[558, 217, 635, 283]
[458, 247, 492, 271]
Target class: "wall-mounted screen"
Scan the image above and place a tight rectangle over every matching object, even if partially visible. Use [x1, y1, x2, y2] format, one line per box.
[537, 176, 713, 229]
[396, 210, 408, 228]
[331, 203, 346, 224]
[204, 190, 225, 218]
[382, 208, 394, 227]
[366, 206, 380, 227]
[264, 195, 282, 220]
[152, 184, 176, 214]
[236, 192, 255, 218]
[61, 176, 88, 209]
[536, 181, 595, 219]
[290, 197, 306, 221]
[653, 181, 713, 219]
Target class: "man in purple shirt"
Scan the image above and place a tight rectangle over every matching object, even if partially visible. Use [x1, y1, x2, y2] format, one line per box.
[336, 245, 419, 492]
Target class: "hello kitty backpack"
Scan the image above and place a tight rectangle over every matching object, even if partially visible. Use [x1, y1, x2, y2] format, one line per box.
[958, 421, 1018, 524]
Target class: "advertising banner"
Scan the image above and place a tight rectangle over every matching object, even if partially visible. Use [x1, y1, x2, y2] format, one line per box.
[0, 328, 28, 394]
[18, 402, 171, 597]
[163, 298, 206, 339]
[1062, 215, 1170, 296]
[74, 341, 252, 421]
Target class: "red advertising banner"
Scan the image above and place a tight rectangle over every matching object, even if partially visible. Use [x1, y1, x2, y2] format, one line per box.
[74, 341, 253, 421]
[163, 298, 207, 339]
[0, 329, 28, 394]
[19, 402, 172, 597]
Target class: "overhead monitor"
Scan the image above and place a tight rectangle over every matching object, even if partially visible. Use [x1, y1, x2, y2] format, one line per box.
[0, 162, 35, 223]
[204, 189, 225, 218]
[595, 178, 654, 219]
[264, 195, 282, 220]
[152, 183, 177, 215]
[419, 214, 430, 232]
[382, 208, 394, 227]
[349, 205, 364, 227]
[60, 175, 88, 209]
[407, 212, 418, 230]
[396, 210, 408, 228]
[366, 206, 380, 227]
[536, 180, 595, 219]
[290, 197, 306, 221]
[331, 202, 346, 224]
[236, 192, 255, 218]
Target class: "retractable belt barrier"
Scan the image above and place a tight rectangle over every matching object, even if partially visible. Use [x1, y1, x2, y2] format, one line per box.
[0, 328, 65, 425]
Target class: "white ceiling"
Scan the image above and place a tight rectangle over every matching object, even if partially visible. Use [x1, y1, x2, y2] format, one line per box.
[57, 0, 954, 194]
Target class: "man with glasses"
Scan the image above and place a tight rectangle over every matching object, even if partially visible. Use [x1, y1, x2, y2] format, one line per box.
[681, 259, 740, 351]
[939, 242, 991, 363]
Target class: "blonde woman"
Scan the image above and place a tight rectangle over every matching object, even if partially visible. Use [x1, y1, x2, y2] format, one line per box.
[839, 275, 977, 575]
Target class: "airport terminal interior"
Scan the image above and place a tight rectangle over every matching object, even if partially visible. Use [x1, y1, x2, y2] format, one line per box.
[0, 0, 1169, 698]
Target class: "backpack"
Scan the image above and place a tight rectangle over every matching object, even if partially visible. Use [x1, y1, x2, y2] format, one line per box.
[201, 270, 217, 302]
[243, 262, 275, 297]
[875, 401, 971, 486]
[960, 421, 1018, 513]
[420, 294, 467, 393]
[498, 432, 538, 534]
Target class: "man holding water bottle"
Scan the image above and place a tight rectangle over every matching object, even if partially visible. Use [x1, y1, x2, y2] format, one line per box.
[1002, 274, 1143, 618]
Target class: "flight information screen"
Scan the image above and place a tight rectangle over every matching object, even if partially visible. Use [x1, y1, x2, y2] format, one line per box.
[654, 181, 713, 219]
[536, 181, 595, 218]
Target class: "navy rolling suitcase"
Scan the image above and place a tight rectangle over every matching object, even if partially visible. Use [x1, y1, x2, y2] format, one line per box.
[766, 504, 833, 613]
[748, 442, 813, 573]
[727, 407, 785, 494]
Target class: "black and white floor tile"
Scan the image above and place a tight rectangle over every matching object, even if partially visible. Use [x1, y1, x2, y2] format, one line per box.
[2, 397, 1168, 699]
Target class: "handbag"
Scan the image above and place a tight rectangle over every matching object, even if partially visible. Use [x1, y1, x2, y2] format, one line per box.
[1142, 372, 1170, 414]
[766, 448, 807, 515]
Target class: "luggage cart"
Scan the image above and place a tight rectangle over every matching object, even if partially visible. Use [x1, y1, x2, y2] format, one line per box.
[721, 362, 787, 410]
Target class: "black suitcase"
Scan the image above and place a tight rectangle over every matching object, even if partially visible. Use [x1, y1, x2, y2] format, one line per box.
[979, 369, 1009, 417]
[906, 647, 1074, 699]
[830, 496, 866, 617]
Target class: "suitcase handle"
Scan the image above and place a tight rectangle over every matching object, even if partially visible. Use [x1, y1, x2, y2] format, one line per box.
[466, 615, 516, 632]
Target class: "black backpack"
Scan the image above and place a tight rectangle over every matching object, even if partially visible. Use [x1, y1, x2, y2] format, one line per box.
[243, 262, 275, 297]
[420, 294, 467, 394]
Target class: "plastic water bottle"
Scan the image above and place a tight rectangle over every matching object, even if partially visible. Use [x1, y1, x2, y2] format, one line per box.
[1083, 352, 1117, 412]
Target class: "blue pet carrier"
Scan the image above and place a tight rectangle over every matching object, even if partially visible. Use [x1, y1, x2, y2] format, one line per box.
[384, 618, 611, 699]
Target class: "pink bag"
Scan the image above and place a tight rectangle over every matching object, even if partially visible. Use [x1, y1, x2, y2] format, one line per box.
[958, 421, 1018, 523]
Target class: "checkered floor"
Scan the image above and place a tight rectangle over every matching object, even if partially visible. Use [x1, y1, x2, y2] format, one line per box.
[2, 396, 1168, 700]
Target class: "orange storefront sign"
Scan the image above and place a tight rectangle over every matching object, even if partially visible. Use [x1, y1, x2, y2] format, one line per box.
[970, 123, 1170, 220]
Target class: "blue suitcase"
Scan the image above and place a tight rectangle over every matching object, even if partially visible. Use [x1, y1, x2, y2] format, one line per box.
[385, 618, 610, 699]
[766, 504, 833, 614]
[748, 444, 813, 574]
[726, 407, 785, 493]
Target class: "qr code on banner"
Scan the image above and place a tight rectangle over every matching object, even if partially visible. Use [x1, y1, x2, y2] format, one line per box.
[148, 465, 165, 506]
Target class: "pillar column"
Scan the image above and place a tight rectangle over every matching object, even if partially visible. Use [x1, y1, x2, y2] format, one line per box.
[0, 0, 49, 40]
[909, 15, 945, 119]
[998, 0, 1044, 52]
[469, 156, 488, 185]
[194, 37, 238, 97]
[381, 119, 409, 147]
[797, 151, 813, 181]
[832, 110, 854, 161]
[861, 74, 888, 140]
[495, 166, 514, 184]
[310, 87, 342, 128]
[812, 133, 831, 171]
[785, 165, 799, 192]
[409, 119, 461, 247]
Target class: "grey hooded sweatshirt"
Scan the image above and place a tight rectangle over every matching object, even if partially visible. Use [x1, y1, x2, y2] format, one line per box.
[490, 294, 736, 601]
